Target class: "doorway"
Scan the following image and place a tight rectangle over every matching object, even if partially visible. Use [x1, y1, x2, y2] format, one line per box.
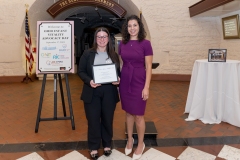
[64, 6, 125, 68]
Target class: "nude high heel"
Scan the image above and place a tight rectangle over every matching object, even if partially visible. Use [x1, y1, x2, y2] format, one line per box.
[132, 143, 145, 160]
[125, 137, 134, 156]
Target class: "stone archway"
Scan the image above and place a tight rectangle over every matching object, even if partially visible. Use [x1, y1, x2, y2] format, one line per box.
[25, 0, 151, 41]
[47, 0, 126, 18]
[19, 0, 152, 76]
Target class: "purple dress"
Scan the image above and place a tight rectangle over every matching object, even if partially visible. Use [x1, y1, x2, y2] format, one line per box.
[119, 40, 153, 115]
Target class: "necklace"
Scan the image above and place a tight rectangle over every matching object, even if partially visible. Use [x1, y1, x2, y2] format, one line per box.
[130, 39, 137, 46]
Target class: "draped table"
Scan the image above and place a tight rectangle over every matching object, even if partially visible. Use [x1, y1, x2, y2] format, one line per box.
[185, 59, 240, 127]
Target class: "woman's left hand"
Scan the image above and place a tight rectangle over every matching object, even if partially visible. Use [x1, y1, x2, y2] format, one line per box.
[142, 87, 149, 101]
[112, 77, 120, 85]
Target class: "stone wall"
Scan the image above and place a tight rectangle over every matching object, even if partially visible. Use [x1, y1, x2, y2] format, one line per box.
[131, 0, 226, 74]
[218, 10, 240, 60]
[0, 0, 239, 76]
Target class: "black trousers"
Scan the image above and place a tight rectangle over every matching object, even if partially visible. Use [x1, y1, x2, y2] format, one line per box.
[84, 84, 117, 150]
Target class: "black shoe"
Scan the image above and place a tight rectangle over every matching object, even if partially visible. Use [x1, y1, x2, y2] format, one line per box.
[90, 151, 99, 160]
[104, 149, 112, 157]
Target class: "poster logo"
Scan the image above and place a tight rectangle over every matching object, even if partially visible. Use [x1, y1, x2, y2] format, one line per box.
[42, 46, 56, 50]
[53, 54, 69, 59]
[62, 44, 67, 48]
[41, 53, 51, 58]
[46, 60, 51, 65]
[59, 48, 70, 52]
[46, 60, 63, 66]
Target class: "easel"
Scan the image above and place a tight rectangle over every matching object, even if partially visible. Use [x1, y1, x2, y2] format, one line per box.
[35, 73, 75, 133]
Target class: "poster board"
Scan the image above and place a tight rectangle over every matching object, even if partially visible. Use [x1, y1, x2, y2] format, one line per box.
[36, 21, 74, 74]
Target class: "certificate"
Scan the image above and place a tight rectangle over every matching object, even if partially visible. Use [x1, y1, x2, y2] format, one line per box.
[92, 64, 118, 84]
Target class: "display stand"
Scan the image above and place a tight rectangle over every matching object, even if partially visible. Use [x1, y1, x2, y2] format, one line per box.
[22, 73, 33, 83]
[152, 63, 160, 69]
[22, 60, 33, 84]
[35, 73, 75, 133]
[125, 121, 157, 141]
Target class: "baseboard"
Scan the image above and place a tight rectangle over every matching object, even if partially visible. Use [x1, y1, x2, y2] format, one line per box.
[0, 74, 190, 83]
[0, 73, 37, 83]
[152, 74, 191, 81]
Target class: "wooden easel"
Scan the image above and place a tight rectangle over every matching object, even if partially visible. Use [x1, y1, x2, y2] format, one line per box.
[35, 73, 75, 133]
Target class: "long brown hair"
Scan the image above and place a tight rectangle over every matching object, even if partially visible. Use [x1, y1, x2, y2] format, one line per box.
[121, 15, 146, 44]
[91, 27, 120, 68]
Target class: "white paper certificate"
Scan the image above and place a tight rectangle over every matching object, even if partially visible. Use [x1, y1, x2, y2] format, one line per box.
[92, 64, 118, 84]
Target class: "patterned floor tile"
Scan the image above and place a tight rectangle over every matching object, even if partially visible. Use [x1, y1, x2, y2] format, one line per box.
[16, 152, 44, 160]
[139, 148, 176, 160]
[177, 147, 216, 160]
[218, 145, 240, 160]
[98, 149, 131, 160]
[56, 150, 89, 160]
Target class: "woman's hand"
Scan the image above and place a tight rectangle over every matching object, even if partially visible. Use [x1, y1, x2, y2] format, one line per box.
[142, 87, 149, 101]
[112, 77, 120, 85]
[90, 80, 101, 88]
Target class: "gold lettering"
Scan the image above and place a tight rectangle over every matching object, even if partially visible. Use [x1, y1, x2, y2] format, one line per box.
[68, 0, 78, 3]
[59, 1, 68, 7]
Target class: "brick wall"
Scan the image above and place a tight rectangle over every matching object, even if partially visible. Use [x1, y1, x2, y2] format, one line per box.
[218, 10, 240, 60]
[0, 0, 239, 76]
[131, 0, 229, 74]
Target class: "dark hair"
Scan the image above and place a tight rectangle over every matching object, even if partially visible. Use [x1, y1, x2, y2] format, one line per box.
[92, 27, 120, 68]
[121, 15, 146, 44]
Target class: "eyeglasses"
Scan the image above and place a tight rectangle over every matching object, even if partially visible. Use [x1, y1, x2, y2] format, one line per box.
[96, 36, 108, 39]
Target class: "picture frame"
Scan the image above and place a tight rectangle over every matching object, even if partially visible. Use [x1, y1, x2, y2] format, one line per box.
[92, 63, 118, 84]
[222, 14, 240, 39]
[208, 49, 227, 62]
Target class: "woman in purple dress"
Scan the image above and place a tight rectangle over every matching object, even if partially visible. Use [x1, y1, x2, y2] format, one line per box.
[119, 15, 153, 160]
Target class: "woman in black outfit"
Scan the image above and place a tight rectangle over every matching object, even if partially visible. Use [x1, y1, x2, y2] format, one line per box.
[78, 27, 120, 159]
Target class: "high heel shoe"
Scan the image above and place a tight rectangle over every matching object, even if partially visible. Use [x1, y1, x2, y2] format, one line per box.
[103, 148, 112, 157]
[132, 143, 145, 160]
[125, 137, 134, 156]
[90, 150, 99, 160]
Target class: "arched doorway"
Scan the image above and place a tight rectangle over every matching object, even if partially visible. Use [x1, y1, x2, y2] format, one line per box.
[61, 6, 126, 66]
[24, 0, 150, 74]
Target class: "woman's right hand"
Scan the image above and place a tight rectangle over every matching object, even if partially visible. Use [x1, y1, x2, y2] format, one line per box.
[90, 80, 101, 88]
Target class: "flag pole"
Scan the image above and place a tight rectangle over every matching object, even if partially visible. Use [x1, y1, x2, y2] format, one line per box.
[22, 4, 33, 83]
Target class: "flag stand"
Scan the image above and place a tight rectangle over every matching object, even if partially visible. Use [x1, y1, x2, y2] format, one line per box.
[35, 73, 75, 133]
[22, 60, 33, 84]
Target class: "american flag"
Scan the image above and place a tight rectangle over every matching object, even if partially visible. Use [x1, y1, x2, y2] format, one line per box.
[25, 9, 34, 74]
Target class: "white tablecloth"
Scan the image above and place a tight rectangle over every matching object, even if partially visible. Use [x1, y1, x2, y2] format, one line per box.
[185, 59, 240, 127]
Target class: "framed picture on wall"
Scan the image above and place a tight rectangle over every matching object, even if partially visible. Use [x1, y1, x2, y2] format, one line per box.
[222, 14, 240, 39]
[208, 49, 227, 62]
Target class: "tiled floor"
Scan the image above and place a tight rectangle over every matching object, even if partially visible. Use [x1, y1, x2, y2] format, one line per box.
[1, 74, 240, 159]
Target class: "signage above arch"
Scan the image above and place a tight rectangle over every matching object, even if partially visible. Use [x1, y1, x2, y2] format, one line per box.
[47, 0, 127, 18]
